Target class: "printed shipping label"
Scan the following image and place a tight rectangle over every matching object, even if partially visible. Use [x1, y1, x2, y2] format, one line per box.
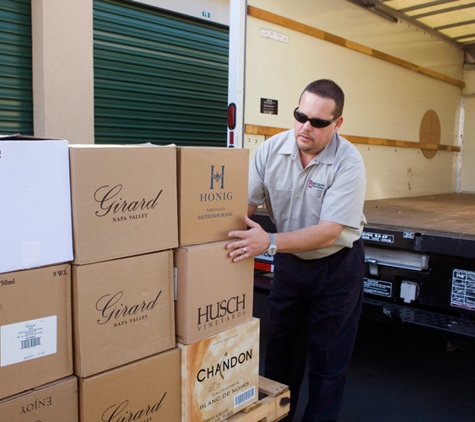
[1, 316, 57, 367]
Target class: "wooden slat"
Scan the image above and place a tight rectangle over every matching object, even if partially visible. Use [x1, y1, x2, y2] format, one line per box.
[247, 6, 465, 89]
[344, 135, 461, 152]
[256, 375, 289, 398]
[244, 124, 461, 153]
[245, 124, 287, 138]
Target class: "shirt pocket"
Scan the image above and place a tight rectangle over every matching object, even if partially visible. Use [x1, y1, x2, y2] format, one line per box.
[267, 187, 293, 223]
[304, 186, 325, 223]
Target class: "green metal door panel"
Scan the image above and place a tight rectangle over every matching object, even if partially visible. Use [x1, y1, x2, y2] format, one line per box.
[0, 0, 33, 135]
[93, 0, 229, 146]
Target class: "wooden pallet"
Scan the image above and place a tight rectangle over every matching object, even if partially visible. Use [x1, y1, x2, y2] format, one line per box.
[226, 376, 290, 422]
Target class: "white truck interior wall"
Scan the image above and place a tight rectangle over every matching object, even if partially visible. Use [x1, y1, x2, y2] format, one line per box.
[354, 145, 457, 199]
[252, 0, 462, 80]
[245, 0, 465, 200]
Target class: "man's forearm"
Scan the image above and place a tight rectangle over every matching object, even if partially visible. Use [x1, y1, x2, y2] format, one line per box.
[272, 220, 344, 254]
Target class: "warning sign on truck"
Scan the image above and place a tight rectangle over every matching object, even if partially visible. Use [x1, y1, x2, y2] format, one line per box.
[451, 269, 475, 311]
[364, 278, 393, 298]
[362, 231, 395, 244]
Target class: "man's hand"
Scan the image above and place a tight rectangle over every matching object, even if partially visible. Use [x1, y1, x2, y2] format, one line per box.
[226, 216, 269, 262]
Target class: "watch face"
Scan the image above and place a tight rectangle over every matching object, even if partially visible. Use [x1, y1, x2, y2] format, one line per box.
[267, 247, 277, 256]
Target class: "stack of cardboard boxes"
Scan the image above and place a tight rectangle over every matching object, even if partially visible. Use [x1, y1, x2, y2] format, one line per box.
[68, 144, 181, 420]
[0, 137, 259, 422]
[0, 136, 77, 419]
[175, 147, 259, 422]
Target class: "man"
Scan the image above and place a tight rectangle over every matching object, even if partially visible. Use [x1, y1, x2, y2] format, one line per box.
[227, 79, 367, 421]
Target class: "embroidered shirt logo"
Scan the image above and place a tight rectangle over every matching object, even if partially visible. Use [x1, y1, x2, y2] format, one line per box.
[308, 180, 325, 190]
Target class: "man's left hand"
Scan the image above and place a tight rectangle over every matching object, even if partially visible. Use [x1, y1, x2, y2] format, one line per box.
[226, 216, 269, 262]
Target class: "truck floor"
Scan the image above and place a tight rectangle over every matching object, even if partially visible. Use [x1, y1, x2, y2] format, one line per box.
[363, 193, 475, 239]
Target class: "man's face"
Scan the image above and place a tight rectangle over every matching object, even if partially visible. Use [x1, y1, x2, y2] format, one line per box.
[294, 91, 343, 159]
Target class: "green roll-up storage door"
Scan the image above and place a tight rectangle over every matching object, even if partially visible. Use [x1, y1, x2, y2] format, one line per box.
[0, 0, 33, 135]
[93, 0, 229, 146]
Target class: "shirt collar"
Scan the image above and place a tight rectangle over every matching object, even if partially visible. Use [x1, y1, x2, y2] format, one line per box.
[315, 133, 339, 164]
[278, 130, 297, 156]
[278, 130, 339, 165]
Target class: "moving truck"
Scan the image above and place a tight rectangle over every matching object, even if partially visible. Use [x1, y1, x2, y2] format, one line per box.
[243, 1, 475, 346]
[2, 0, 475, 344]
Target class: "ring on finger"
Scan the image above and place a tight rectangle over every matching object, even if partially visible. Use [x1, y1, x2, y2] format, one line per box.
[242, 247, 247, 254]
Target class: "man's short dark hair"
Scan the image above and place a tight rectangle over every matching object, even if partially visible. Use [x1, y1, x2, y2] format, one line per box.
[301, 79, 344, 118]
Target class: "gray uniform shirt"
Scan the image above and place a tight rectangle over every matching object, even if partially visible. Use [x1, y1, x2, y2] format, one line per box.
[248, 129, 367, 259]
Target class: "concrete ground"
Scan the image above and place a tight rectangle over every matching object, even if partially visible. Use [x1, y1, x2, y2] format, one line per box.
[253, 291, 475, 422]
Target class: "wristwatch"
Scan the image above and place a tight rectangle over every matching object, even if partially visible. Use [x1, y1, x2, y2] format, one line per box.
[266, 233, 278, 256]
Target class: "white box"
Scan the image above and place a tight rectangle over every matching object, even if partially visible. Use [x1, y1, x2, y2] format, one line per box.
[0, 135, 73, 274]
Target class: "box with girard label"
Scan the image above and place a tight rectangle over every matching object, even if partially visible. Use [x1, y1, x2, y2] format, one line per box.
[78, 348, 181, 422]
[177, 147, 249, 246]
[69, 143, 178, 265]
[72, 251, 175, 377]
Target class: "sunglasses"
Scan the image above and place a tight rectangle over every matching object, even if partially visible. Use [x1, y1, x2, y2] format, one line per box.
[293, 107, 338, 128]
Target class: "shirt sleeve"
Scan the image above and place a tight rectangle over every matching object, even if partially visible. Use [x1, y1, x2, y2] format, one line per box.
[248, 141, 268, 207]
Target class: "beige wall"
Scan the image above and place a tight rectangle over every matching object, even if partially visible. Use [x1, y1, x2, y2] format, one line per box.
[32, 0, 94, 144]
[245, 0, 467, 199]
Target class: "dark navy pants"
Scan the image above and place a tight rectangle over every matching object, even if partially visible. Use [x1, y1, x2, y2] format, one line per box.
[264, 238, 365, 422]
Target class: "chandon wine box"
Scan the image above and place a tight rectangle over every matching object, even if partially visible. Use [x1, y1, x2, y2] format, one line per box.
[78, 348, 181, 422]
[177, 147, 249, 246]
[72, 251, 175, 377]
[178, 318, 260, 422]
[69, 143, 178, 265]
[0, 376, 78, 422]
[174, 240, 254, 345]
[0, 264, 73, 400]
[0, 135, 73, 274]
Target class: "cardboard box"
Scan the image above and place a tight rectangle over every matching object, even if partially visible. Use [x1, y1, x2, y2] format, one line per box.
[178, 318, 260, 422]
[0, 376, 78, 422]
[69, 143, 178, 265]
[72, 251, 175, 377]
[79, 348, 181, 422]
[174, 240, 254, 344]
[177, 147, 249, 246]
[0, 135, 73, 274]
[0, 264, 73, 400]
